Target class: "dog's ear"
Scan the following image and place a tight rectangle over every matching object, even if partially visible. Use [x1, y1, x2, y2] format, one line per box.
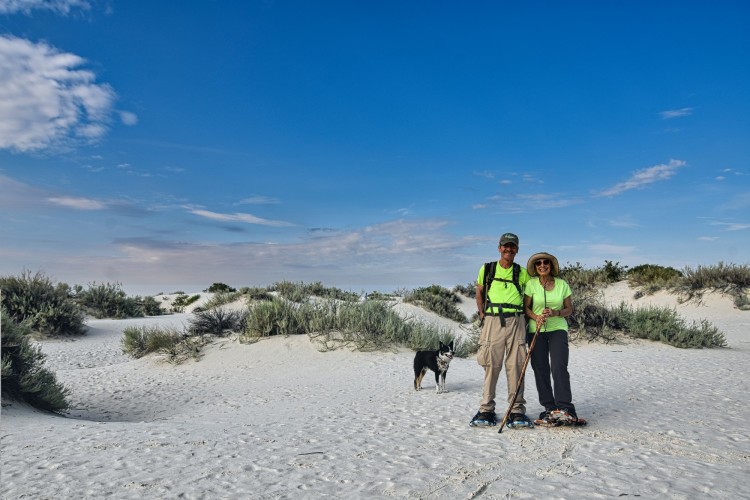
[449, 340, 454, 350]
[439, 341, 445, 349]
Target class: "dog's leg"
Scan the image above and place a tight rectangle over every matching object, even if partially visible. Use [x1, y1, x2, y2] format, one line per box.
[415, 368, 427, 391]
[434, 370, 442, 393]
[439, 371, 447, 393]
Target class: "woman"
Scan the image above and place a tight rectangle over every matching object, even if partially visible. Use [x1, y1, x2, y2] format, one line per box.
[523, 252, 584, 425]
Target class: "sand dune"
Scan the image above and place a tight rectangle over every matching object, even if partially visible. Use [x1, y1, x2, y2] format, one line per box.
[2, 283, 749, 498]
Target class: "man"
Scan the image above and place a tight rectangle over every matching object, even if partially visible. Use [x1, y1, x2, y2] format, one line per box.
[470, 232, 531, 427]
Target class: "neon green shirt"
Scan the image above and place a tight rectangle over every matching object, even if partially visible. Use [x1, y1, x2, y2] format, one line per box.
[477, 262, 530, 314]
[525, 277, 572, 333]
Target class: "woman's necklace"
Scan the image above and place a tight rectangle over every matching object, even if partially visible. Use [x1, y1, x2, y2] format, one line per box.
[541, 277, 554, 290]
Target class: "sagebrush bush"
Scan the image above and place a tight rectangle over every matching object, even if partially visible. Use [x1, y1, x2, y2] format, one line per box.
[403, 285, 468, 323]
[627, 264, 683, 287]
[240, 287, 274, 301]
[200, 291, 244, 310]
[271, 281, 359, 303]
[0, 271, 85, 336]
[1, 308, 69, 412]
[615, 303, 726, 348]
[74, 282, 160, 319]
[453, 282, 476, 298]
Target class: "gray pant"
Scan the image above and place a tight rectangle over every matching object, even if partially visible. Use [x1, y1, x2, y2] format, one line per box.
[476, 315, 527, 414]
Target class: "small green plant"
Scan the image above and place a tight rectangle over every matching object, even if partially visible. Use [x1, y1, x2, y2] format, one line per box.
[240, 286, 274, 301]
[243, 298, 305, 339]
[201, 291, 244, 310]
[627, 264, 683, 287]
[615, 303, 726, 348]
[172, 294, 201, 312]
[453, 282, 476, 298]
[0, 271, 86, 336]
[1, 309, 70, 412]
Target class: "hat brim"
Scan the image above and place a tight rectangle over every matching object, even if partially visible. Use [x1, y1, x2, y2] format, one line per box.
[527, 252, 560, 277]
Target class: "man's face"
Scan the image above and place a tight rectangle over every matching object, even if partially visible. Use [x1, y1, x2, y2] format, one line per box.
[499, 243, 518, 261]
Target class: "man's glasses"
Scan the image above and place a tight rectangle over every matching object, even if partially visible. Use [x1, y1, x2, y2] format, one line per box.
[535, 259, 551, 266]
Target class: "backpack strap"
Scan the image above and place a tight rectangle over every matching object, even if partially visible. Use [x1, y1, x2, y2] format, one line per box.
[482, 261, 523, 326]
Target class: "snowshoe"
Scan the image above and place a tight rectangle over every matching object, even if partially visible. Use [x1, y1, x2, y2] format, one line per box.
[535, 409, 587, 427]
[469, 411, 497, 427]
[505, 413, 534, 429]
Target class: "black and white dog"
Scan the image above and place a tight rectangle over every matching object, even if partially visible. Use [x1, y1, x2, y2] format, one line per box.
[413, 341, 454, 394]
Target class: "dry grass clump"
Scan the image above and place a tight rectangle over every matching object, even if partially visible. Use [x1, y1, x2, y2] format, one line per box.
[403, 285, 468, 323]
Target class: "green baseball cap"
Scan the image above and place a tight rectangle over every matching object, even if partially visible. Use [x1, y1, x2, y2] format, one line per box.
[499, 233, 519, 246]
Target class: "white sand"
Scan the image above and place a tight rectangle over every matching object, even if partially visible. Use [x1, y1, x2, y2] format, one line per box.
[2, 283, 749, 499]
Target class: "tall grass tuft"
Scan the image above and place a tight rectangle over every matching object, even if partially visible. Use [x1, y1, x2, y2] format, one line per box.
[0, 271, 85, 336]
[1, 308, 70, 412]
[121, 325, 208, 363]
[189, 307, 247, 336]
[243, 298, 306, 339]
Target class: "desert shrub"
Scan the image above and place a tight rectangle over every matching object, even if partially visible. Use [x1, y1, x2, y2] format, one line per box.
[189, 307, 247, 336]
[676, 262, 750, 308]
[139, 296, 162, 316]
[121, 325, 208, 363]
[74, 282, 160, 318]
[560, 262, 625, 289]
[243, 298, 306, 339]
[627, 264, 683, 287]
[240, 287, 274, 301]
[403, 285, 468, 323]
[1, 309, 69, 412]
[172, 294, 201, 312]
[0, 271, 85, 336]
[201, 291, 244, 310]
[615, 304, 726, 348]
[305, 299, 468, 354]
[453, 282, 476, 298]
[205, 282, 237, 293]
[272, 281, 309, 303]
[270, 281, 359, 303]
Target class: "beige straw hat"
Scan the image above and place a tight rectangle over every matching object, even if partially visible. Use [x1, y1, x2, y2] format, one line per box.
[527, 252, 560, 277]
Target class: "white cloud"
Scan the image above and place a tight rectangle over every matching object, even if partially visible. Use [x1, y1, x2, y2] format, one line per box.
[597, 159, 686, 197]
[0, 35, 116, 152]
[187, 208, 294, 227]
[0, 0, 89, 14]
[47, 195, 107, 210]
[659, 107, 693, 119]
[119, 111, 138, 126]
[238, 196, 280, 205]
[698, 236, 719, 241]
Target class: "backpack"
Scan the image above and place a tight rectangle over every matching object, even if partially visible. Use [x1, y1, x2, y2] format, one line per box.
[482, 261, 523, 314]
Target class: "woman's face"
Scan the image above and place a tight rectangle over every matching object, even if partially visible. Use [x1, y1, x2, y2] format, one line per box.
[535, 258, 552, 276]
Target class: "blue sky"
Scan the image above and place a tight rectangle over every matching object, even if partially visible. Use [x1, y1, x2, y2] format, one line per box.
[1, 1, 748, 295]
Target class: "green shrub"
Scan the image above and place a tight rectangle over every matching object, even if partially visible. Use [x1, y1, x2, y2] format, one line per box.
[200, 291, 244, 310]
[0, 271, 85, 336]
[453, 282, 476, 298]
[121, 325, 207, 363]
[270, 281, 359, 303]
[403, 285, 468, 323]
[205, 283, 237, 293]
[240, 286, 274, 301]
[627, 264, 683, 287]
[243, 298, 306, 339]
[615, 303, 726, 348]
[1, 309, 69, 412]
[172, 294, 201, 312]
[74, 282, 159, 318]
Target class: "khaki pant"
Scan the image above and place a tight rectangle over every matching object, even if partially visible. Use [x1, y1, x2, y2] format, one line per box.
[476, 315, 527, 414]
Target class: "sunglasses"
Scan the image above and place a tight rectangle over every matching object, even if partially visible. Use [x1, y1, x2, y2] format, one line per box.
[535, 259, 551, 267]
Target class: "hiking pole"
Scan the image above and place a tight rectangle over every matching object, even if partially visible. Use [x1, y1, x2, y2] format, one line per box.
[498, 315, 545, 434]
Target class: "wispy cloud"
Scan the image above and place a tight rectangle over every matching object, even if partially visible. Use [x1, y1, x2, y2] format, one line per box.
[0, 35, 116, 152]
[119, 111, 138, 126]
[0, 0, 90, 15]
[659, 107, 693, 119]
[711, 221, 750, 231]
[596, 159, 686, 197]
[187, 208, 294, 227]
[237, 196, 280, 205]
[47, 196, 108, 210]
